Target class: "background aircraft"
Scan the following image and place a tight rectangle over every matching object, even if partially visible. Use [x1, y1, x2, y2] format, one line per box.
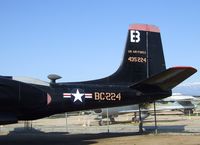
[94, 93, 198, 125]
[0, 24, 196, 125]
[161, 93, 199, 114]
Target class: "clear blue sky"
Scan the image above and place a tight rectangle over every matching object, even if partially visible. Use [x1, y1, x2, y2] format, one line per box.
[0, 0, 199, 83]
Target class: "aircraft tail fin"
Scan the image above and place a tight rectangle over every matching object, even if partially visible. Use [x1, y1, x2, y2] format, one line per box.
[131, 67, 197, 92]
[105, 24, 166, 85]
[81, 24, 195, 86]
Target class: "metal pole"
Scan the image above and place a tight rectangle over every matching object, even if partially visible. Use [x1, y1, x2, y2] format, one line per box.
[189, 110, 191, 120]
[139, 104, 143, 133]
[106, 108, 110, 133]
[65, 113, 68, 132]
[153, 101, 158, 134]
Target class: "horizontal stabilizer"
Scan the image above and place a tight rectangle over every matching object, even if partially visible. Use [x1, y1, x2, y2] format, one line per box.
[131, 67, 197, 92]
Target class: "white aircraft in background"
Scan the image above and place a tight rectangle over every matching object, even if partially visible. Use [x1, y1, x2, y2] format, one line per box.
[95, 93, 200, 125]
[162, 93, 199, 101]
[159, 93, 199, 114]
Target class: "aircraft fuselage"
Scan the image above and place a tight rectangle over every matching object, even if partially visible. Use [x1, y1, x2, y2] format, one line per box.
[14, 83, 170, 120]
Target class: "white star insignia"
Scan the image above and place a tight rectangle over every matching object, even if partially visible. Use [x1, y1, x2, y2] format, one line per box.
[72, 89, 84, 102]
[63, 89, 93, 103]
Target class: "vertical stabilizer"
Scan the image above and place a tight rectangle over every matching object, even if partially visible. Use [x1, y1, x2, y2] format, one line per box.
[107, 24, 166, 84]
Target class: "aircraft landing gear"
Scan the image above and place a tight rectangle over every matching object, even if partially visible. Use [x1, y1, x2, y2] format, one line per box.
[132, 112, 137, 123]
[184, 109, 193, 115]
[24, 120, 32, 130]
[109, 116, 115, 123]
[98, 116, 115, 126]
[98, 119, 104, 126]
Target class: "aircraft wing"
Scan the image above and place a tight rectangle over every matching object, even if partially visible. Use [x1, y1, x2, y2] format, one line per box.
[154, 105, 195, 111]
[0, 77, 49, 104]
[162, 95, 200, 102]
[118, 104, 195, 114]
[130, 67, 197, 92]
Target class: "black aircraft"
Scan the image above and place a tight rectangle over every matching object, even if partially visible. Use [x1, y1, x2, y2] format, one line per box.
[0, 24, 197, 125]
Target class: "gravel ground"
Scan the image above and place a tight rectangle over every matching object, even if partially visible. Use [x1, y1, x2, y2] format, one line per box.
[1, 112, 200, 145]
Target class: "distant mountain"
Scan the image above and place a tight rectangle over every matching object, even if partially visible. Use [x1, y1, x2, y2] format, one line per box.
[173, 82, 200, 96]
